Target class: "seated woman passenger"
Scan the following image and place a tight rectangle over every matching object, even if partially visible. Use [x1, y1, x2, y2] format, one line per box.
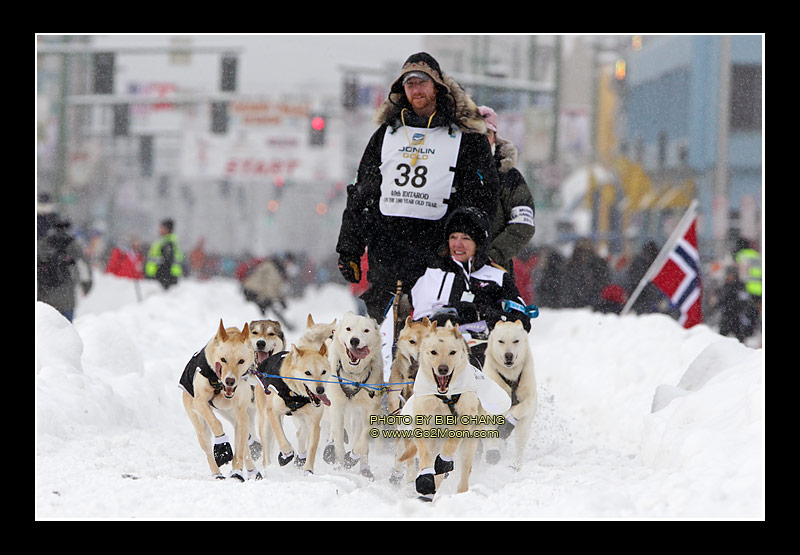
[410, 207, 531, 367]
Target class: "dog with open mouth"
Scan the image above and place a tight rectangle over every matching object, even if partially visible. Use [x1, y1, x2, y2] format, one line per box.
[255, 342, 332, 475]
[398, 320, 487, 501]
[179, 320, 261, 480]
[324, 311, 383, 479]
[244, 319, 285, 468]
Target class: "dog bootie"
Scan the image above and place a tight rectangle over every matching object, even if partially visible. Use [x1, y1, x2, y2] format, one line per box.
[229, 469, 246, 482]
[498, 415, 517, 440]
[389, 469, 405, 486]
[213, 434, 234, 467]
[485, 447, 501, 465]
[278, 450, 295, 466]
[343, 450, 360, 469]
[323, 442, 336, 464]
[434, 454, 454, 475]
[249, 436, 262, 460]
[415, 469, 436, 500]
[360, 463, 374, 480]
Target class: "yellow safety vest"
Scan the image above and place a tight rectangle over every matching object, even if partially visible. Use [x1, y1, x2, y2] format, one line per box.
[146, 233, 184, 278]
[735, 248, 762, 297]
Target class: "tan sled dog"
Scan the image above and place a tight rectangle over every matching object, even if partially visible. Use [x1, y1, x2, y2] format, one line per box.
[388, 316, 430, 484]
[399, 320, 483, 501]
[179, 320, 259, 480]
[258, 343, 332, 475]
[247, 319, 285, 468]
[324, 311, 383, 479]
[481, 320, 538, 469]
[296, 314, 337, 350]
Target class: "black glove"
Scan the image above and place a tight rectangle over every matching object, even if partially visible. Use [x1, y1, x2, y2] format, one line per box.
[213, 434, 233, 467]
[337, 253, 361, 283]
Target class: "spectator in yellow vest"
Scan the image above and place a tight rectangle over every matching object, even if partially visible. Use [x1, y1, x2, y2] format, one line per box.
[146, 218, 183, 290]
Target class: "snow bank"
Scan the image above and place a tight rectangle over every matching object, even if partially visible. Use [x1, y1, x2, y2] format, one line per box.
[35, 274, 764, 519]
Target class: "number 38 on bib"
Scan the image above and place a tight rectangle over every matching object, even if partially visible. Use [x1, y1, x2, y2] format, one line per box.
[379, 126, 462, 220]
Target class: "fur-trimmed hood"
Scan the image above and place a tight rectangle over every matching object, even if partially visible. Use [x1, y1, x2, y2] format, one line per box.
[494, 135, 519, 174]
[373, 53, 487, 135]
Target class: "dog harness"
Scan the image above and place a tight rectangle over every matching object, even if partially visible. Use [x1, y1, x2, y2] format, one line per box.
[179, 347, 223, 397]
[335, 360, 376, 399]
[399, 357, 419, 405]
[250, 351, 313, 414]
[435, 393, 462, 417]
[495, 372, 522, 407]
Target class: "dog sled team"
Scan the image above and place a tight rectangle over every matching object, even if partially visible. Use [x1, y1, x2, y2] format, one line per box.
[180, 309, 537, 501]
[179, 51, 540, 501]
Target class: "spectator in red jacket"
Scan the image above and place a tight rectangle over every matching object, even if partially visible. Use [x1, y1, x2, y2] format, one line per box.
[105, 238, 144, 279]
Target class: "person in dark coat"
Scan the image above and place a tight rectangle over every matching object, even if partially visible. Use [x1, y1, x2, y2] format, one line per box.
[37, 215, 93, 321]
[335, 52, 500, 323]
[624, 240, 661, 314]
[560, 239, 610, 309]
[716, 266, 750, 343]
[534, 248, 565, 308]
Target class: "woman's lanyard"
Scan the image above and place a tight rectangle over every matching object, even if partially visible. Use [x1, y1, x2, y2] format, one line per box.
[452, 257, 475, 302]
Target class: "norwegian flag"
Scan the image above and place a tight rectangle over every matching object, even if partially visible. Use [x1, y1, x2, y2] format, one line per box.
[623, 200, 703, 328]
[651, 217, 702, 328]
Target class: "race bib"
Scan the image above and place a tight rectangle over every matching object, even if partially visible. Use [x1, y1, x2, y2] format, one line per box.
[379, 126, 462, 220]
[508, 205, 535, 226]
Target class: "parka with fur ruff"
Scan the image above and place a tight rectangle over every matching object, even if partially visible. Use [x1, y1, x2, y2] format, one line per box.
[336, 54, 500, 320]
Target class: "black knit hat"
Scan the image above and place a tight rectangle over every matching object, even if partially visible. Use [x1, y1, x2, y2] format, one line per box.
[444, 207, 489, 246]
[390, 52, 449, 95]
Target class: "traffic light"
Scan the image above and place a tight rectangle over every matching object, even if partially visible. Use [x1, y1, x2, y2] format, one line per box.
[139, 135, 153, 176]
[92, 52, 115, 94]
[342, 76, 358, 109]
[211, 102, 229, 134]
[310, 115, 326, 146]
[113, 104, 129, 136]
[220, 55, 237, 92]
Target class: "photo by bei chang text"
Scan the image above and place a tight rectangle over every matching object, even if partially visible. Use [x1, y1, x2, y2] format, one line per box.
[369, 414, 503, 439]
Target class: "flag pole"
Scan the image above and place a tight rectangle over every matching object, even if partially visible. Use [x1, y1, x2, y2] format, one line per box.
[621, 199, 699, 316]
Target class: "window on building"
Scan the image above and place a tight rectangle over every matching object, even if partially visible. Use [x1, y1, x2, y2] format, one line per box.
[730, 65, 762, 130]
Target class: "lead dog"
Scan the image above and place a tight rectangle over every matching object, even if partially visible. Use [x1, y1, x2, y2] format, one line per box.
[179, 320, 259, 480]
[324, 311, 383, 479]
[481, 320, 538, 469]
[399, 321, 483, 501]
[247, 319, 285, 468]
[387, 316, 430, 485]
[256, 343, 331, 475]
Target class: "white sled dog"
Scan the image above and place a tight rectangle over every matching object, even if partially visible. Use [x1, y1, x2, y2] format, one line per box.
[247, 319, 286, 468]
[399, 321, 484, 501]
[179, 320, 260, 480]
[481, 320, 538, 469]
[387, 316, 431, 484]
[324, 311, 383, 478]
[258, 343, 332, 475]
